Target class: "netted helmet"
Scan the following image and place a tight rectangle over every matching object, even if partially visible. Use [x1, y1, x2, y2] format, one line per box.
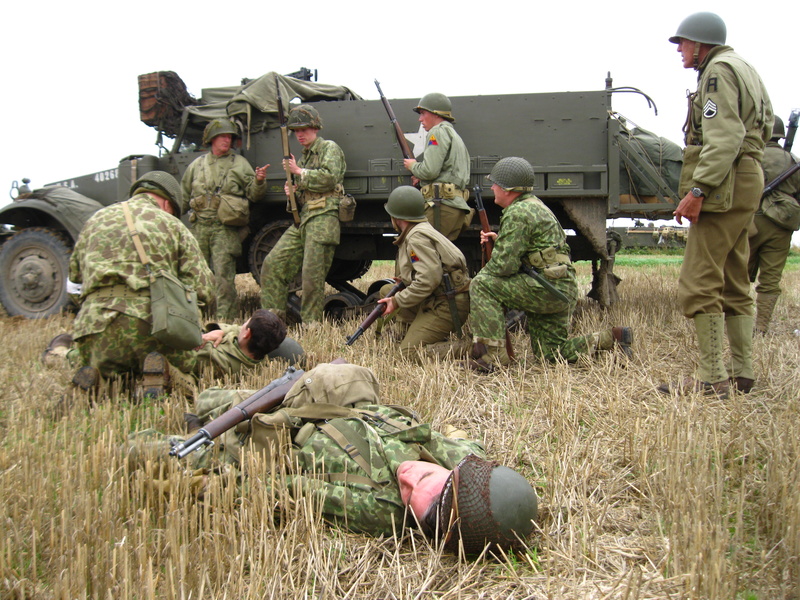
[288, 104, 323, 129]
[202, 118, 239, 145]
[414, 93, 455, 123]
[669, 12, 726, 45]
[385, 186, 426, 221]
[429, 455, 538, 555]
[486, 157, 536, 192]
[772, 116, 785, 140]
[130, 171, 182, 217]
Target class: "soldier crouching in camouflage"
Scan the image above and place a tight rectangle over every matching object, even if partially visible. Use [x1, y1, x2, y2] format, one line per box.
[377, 186, 470, 361]
[181, 118, 269, 321]
[260, 105, 346, 324]
[60, 172, 215, 390]
[465, 158, 633, 372]
[124, 362, 539, 556]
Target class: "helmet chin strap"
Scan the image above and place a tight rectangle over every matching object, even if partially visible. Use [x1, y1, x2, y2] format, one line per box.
[693, 41, 701, 70]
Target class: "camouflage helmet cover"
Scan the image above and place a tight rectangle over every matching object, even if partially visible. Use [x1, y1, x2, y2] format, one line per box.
[669, 12, 727, 45]
[772, 116, 785, 140]
[130, 171, 183, 217]
[288, 104, 323, 130]
[414, 93, 455, 123]
[202, 118, 239, 145]
[385, 185, 427, 222]
[486, 157, 536, 192]
[431, 454, 538, 555]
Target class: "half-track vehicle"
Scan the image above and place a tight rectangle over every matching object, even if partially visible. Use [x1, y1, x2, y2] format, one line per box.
[1, 69, 681, 319]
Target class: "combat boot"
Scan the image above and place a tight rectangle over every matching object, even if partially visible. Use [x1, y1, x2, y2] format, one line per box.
[726, 315, 755, 394]
[41, 333, 73, 366]
[72, 366, 99, 391]
[462, 337, 509, 373]
[596, 326, 634, 358]
[142, 352, 170, 399]
[424, 337, 473, 360]
[754, 293, 779, 334]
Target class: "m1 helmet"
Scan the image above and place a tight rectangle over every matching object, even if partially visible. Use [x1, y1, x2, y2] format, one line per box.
[130, 171, 182, 217]
[486, 157, 536, 192]
[287, 104, 323, 130]
[772, 116, 785, 140]
[414, 93, 455, 123]
[385, 186, 427, 222]
[202, 118, 239, 145]
[669, 12, 726, 45]
[429, 455, 538, 555]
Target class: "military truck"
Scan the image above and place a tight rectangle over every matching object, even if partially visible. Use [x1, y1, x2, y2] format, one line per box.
[0, 70, 681, 319]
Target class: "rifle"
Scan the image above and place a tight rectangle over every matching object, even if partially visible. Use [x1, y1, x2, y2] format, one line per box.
[375, 80, 415, 160]
[345, 280, 406, 345]
[785, 109, 799, 153]
[762, 162, 800, 198]
[170, 360, 345, 459]
[275, 74, 301, 227]
[473, 184, 514, 360]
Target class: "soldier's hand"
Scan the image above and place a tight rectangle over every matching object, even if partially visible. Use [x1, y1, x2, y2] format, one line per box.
[201, 329, 225, 347]
[284, 181, 296, 197]
[283, 154, 301, 176]
[403, 158, 416, 171]
[255, 164, 270, 181]
[674, 192, 703, 225]
[378, 296, 396, 316]
[480, 230, 498, 245]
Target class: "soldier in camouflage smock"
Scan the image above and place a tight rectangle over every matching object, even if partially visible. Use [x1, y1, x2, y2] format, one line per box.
[125, 363, 538, 552]
[659, 13, 772, 398]
[378, 186, 470, 361]
[260, 105, 346, 323]
[466, 158, 632, 372]
[403, 93, 473, 241]
[747, 116, 800, 334]
[68, 172, 215, 383]
[182, 118, 269, 321]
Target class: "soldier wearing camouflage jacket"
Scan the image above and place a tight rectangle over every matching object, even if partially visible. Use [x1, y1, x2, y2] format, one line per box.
[660, 13, 773, 398]
[182, 118, 268, 321]
[466, 158, 632, 371]
[69, 177, 215, 379]
[260, 105, 346, 323]
[403, 93, 472, 241]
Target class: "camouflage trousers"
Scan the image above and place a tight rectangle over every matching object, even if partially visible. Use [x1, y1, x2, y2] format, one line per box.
[71, 313, 198, 378]
[260, 214, 340, 323]
[192, 219, 242, 322]
[470, 270, 599, 362]
[748, 213, 794, 296]
[379, 282, 469, 362]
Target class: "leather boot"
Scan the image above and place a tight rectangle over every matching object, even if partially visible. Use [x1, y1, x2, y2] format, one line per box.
[754, 293, 779, 334]
[72, 366, 100, 391]
[594, 327, 634, 358]
[462, 337, 508, 373]
[41, 333, 73, 366]
[142, 352, 170, 399]
[726, 315, 755, 393]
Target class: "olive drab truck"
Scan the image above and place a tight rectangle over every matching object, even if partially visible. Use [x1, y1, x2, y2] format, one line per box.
[1, 69, 682, 320]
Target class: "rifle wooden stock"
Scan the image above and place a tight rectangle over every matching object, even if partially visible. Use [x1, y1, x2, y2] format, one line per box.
[473, 185, 494, 266]
[345, 281, 406, 345]
[275, 75, 300, 227]
[375, 80, 414, 160]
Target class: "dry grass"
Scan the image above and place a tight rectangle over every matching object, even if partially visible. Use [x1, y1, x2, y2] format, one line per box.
[1, 261, 799, 599]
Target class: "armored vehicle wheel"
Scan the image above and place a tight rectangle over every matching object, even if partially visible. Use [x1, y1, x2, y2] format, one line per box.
[0, 228, 72, 318]
[323, 292, 363, 322]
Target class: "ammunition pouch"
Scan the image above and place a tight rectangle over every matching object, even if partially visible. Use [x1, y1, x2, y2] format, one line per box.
[524, 247, 571, 280]
[189, 194, 221, 212]
[421, 183, 469, 202]
[761, 192, 800, 231]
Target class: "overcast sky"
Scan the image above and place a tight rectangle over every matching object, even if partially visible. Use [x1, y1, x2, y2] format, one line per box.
[2, 0, 797, 240]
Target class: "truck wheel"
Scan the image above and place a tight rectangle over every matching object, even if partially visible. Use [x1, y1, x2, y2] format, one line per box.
[323, 292, 363, 322]
[248, 221, 293, 284]
[0, 228, 72, 318]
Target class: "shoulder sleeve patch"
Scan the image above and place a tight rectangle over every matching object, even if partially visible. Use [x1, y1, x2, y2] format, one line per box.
[706, 77, 717, 93]
[703, 99, 718, 119]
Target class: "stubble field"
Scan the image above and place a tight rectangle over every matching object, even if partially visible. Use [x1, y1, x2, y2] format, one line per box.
[1, 257, 799, 599]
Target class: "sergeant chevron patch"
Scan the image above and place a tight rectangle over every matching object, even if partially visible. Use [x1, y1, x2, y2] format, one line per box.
[703, 99, 718, 119]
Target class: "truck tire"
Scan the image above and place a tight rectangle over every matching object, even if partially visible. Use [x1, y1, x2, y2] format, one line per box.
[0, 228, 72, 318]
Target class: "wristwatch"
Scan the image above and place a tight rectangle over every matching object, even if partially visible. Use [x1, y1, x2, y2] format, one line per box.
[690, 187, 705, 198]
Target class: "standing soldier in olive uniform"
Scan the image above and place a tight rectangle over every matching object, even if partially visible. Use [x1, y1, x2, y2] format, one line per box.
[181, 118, 269, 321]
[377, 186, 470, 361]
[747, 116, 800, 334]
[659, 13, 772, 398]
[465, 158, 632, 372]
[403, 93, 473, 241]
[64, 172, 215, 388]
[260, 105, 346, 324]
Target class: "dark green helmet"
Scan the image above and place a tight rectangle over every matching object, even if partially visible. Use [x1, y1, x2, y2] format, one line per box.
[384, 185, 426, 221]
[430, 455, 538, 555]
[772, 116, 785, 140]
[130, 171, 182, 217]
[288, 104, 323, 130]
[486, 157, 536, 192]
[202, 118, 239, 145]
[669, 12, 726, 45]
[414, 93, 455, 123]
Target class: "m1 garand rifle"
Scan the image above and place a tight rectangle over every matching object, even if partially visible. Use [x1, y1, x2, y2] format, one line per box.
[170, 359, 347, 459]
[275, 74, 301, 227]
[345, 280, 406, 345]
[375, 79, 415, 161]
[762, 110, 800, 199]
[784, 109, 799, 153]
